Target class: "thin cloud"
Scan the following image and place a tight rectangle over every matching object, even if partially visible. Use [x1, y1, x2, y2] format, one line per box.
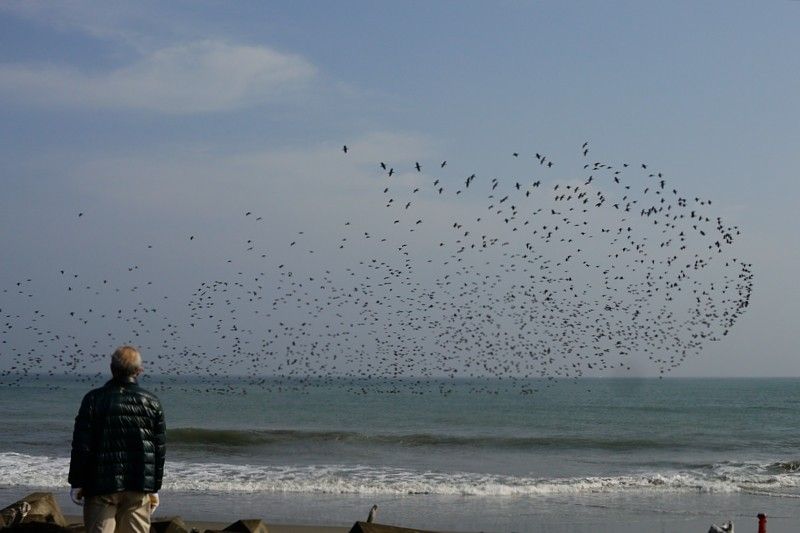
[0, 0, 153, 47]
[0, 40, 317, 113]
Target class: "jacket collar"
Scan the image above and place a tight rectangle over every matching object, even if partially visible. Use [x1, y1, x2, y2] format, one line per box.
[107, 376, 138, 386]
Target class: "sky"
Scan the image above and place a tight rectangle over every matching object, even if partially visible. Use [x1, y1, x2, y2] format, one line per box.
[0, 1, 798, 379]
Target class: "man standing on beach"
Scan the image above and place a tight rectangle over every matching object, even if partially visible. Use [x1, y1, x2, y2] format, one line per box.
[68, 346, 166, 533]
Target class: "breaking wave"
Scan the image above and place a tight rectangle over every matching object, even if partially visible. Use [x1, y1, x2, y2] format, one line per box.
[3, 452, 799, 497]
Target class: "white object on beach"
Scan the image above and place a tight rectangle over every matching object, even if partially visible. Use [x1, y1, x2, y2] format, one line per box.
[708, 521, 733, 533]
[366, 504, 378, 523]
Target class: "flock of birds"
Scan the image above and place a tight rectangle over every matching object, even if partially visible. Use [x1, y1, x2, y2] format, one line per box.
[1, 142, 753, 394]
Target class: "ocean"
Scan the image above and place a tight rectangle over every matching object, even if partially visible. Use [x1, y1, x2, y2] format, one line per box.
[1, 376, 799, 532]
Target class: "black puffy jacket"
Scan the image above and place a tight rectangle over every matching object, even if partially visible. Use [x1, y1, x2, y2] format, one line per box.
[68, 377, 166, 496]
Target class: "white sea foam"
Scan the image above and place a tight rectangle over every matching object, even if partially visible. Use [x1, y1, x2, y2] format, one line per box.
[2, 451, 798, 497]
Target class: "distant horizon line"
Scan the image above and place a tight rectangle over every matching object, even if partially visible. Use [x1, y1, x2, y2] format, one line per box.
[3, 373, 799, 380]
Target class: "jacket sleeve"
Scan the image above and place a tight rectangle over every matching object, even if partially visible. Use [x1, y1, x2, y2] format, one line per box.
[68, 393, 93, 488]
[153, 402, 167, 491]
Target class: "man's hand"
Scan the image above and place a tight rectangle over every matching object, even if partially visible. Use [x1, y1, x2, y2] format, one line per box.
[148, 493, 160, 514]
[69, 488, 84, 506]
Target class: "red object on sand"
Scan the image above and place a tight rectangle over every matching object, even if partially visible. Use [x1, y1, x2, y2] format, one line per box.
[757, 513, 767, 533]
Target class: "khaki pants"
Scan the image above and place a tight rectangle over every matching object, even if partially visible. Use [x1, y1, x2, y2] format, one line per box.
[83, 491, 151, 533]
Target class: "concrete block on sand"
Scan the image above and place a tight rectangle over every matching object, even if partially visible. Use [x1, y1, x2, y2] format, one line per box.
[151, 516, 190, 533]
[348, 522, 441, 533]
[223, 519, 269, 533]
[0, 493, 68, 528]
[204, 518, 269, 533]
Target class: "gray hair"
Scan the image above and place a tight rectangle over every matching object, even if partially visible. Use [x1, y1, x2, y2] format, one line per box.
[110, 346, 142, 378]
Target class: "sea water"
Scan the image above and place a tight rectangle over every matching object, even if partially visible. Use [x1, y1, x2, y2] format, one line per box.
[2, 376, 799, 532]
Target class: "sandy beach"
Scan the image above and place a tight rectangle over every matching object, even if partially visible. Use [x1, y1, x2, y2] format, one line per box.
[4, 489, 797, 533]
[64, 516, 350, 533]
[58, 511, 795, 533]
